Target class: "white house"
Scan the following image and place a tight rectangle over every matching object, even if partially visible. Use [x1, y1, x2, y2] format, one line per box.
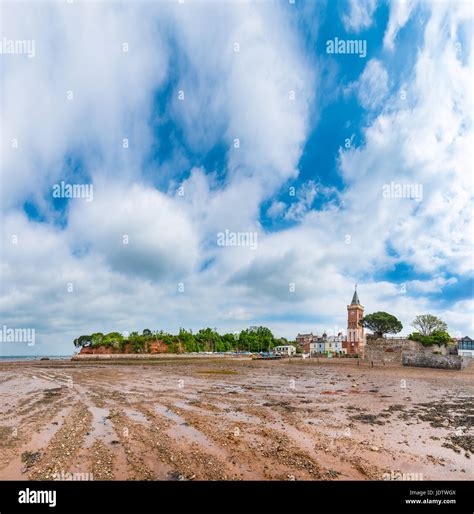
[314, 339, 326, 354]
[273, 345, 296, 356]
[326, 334, 346, 355]
[457, 336, 474, 358]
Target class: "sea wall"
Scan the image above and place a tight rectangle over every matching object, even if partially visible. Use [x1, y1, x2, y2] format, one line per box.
[364, 337, 422, 363]
[402, 353, 463, 370]
[364, 337, 456, 365]
[72, 353, 241, 361]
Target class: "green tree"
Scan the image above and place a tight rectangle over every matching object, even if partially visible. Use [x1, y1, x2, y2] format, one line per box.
[103, 332, 124, 349]
[90, 332, 104, 348]
[128, 331, 144, 352]
[409, 330, 452, 346]
[177, 328, 196, 353]
[408, 332, 429, 345]
[164, 334, 179, 353]
[359, 312, 403, 337]
[238, 329, 257, 351]
[411, 314, 448, 336]
[221, 333, 236, 352]
[195, 328, 221, 352]
[255, 326, 275, 352]
[73, 335, 92, 348]
[431, 331, 452, 345]
[73, 325, 278, 354]
[237, 326, 275, 352]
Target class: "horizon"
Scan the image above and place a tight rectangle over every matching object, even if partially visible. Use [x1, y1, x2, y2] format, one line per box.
[0, 307, 469, 358]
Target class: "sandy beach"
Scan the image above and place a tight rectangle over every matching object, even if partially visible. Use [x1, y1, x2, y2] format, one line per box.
[0, 357, 472, 481]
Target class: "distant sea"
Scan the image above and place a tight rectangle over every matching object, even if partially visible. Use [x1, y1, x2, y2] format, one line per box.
[0, 355, 71, 362]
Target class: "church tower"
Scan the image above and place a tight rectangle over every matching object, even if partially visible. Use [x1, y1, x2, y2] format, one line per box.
[346, 287, 365, 354]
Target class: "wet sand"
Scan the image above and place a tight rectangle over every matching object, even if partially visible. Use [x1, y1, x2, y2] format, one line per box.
[0, 357, 472, 481]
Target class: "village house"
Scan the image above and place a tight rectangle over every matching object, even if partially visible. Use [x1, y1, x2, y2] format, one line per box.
[325, 333, 345, 355]
[296, 333, 327, 355]
[314, 336, 326, 354]
[457, 336, 474, 358]
[295, 333, 315, 353]
[273, 345, 296, 356]
[295, 332, 346, 356]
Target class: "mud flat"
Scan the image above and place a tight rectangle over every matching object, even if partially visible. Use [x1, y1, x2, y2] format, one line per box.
[0, 358, 472, 481]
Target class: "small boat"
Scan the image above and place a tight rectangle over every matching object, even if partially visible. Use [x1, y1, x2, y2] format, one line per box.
[252, 354, 282, 360]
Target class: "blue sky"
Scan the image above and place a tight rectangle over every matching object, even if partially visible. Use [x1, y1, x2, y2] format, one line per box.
[0, 0, 472, 355]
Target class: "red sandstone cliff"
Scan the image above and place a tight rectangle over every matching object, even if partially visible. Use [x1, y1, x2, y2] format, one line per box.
[79, 340, 169, 355]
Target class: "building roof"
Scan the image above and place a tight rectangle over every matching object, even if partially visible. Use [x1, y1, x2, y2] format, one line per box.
[350, 289, 360, 305]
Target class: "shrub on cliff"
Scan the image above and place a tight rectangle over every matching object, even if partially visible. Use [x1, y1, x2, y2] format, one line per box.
[103, 332, 124, 349]
[73, 335, 92, 348]
[90, 333, 104, 348]
[408, 331, 452, 346]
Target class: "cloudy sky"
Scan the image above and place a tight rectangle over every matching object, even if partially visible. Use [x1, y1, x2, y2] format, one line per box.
[0, 0, 472, 355]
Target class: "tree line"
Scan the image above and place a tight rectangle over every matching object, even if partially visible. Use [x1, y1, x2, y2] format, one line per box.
[73, 314, 454, 354]
[73, 326, 289, 354]
[359, 312, 452, 346]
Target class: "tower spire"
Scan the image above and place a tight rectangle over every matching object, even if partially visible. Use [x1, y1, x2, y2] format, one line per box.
[351, 285, 360, 305]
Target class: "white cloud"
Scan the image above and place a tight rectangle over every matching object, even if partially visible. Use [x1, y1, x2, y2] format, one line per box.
[338, 2, 473, 277]
[353, 59, 389, 110]
[0, 1, 318, 354]
[442, 300, 474, 338]
[167, 2, 315, 193]
[225, 1, 473, 338]
[285, 181, 319, 221]
[266, 201, 287, 219]
[67, 184, 199, 282]
[406, 277, 457, 294]
[384, 0, 414, 50]
[342, 0, 378, 33]
[0, 2, 168, 210]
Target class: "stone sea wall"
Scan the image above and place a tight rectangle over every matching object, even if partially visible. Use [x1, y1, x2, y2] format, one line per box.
[364, 337, 422, 363]
[402, 353, 463, 370]
[72, 353, 239, 361]
[364, 337, 460, 369]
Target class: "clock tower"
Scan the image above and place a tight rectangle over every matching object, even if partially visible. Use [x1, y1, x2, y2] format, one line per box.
[345, 287, 365, 354]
